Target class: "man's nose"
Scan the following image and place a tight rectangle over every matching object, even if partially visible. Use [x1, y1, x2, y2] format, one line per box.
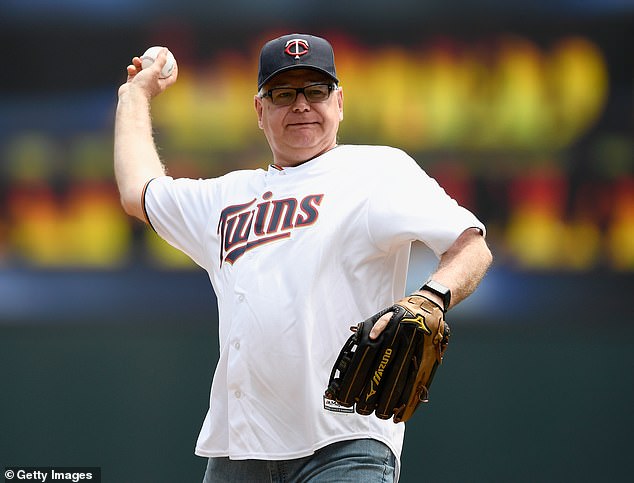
[291, 92, 311, 111]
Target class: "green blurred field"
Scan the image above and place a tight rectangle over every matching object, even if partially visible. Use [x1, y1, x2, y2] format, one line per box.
[2, 314, 632, 482]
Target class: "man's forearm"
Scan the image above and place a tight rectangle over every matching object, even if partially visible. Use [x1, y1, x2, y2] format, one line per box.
[421, 228, 492, 309]
[114, 85, 166, 221]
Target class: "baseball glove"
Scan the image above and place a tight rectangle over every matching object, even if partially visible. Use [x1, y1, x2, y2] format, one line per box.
[324, 294, 450, 423]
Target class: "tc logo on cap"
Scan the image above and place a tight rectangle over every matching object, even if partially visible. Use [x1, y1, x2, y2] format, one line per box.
[285, 39, 309, 59]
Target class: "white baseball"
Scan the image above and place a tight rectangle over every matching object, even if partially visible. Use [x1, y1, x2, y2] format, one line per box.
[140, 46, 176, 78]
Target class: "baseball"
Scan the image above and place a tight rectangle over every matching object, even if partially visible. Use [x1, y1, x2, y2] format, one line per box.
[140, 46, 176, 78]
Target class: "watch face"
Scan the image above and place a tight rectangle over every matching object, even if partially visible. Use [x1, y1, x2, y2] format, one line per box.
[423, 280, 451, 310]
[427, 280, 449, 295]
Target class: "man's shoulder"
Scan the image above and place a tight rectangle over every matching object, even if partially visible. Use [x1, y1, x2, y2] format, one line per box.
[154, 166, 265, 184]
[338, 144, 408, 157]
[148, 168, 266, 197]
[335, 144, 415, 170]
[219, 167, 267, 181]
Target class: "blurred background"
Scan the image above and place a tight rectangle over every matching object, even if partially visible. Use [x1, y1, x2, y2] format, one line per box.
[0, 0, 632, 481]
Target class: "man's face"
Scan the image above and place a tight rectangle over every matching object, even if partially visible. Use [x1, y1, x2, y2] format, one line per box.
[254, 69, 344, 167]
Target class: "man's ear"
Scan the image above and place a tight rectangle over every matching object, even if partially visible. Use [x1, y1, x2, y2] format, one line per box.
[254, 95, 264, 129]
[337, 87, 344, 121]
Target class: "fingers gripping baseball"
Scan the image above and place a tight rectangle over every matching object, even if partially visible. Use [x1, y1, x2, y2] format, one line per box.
[120, 47, 178, 99]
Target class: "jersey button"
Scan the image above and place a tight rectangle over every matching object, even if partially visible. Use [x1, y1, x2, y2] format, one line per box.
[234, 341, 240, 350]
[234, 390, 242, 399]
[238, 294, 245, 302]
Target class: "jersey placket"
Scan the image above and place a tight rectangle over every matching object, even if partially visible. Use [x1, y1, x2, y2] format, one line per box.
[224, 224, 263, 451]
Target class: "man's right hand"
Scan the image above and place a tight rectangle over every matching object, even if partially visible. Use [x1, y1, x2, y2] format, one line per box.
[118, 47, 178, 100]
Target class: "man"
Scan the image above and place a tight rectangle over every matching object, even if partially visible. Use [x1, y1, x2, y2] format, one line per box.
[114, 33, 492, 482]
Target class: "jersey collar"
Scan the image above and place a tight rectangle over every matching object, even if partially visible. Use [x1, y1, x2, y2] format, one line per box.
[266, 145, 340, 176]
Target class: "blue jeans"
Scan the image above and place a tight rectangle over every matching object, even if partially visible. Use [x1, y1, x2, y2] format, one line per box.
[202, 438, 396, 482]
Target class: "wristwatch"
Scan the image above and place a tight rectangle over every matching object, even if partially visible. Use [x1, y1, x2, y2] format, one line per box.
[420, 279, 451, 312]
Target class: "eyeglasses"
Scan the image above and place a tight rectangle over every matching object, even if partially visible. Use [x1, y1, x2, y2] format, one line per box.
[260, 83, 337, 106]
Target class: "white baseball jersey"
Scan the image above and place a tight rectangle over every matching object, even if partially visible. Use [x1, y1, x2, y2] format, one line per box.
[143, 144, 485, 475]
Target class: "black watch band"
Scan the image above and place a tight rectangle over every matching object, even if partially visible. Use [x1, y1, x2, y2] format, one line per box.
[420, 279, 451, 312]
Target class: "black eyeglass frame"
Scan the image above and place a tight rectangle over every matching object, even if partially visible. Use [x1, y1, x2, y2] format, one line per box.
[260, 82, 338, 106]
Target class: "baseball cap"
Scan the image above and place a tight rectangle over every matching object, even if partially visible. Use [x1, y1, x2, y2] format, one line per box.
[257, 33, 339, 90]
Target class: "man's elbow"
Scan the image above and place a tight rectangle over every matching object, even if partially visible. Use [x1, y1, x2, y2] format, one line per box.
[474, 232, 493, 270]
[119, 190, 146, 223]
[482, 239, 493, 266]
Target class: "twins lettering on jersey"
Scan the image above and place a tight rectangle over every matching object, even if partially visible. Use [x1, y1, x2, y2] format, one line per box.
[217, 191, 324, 266]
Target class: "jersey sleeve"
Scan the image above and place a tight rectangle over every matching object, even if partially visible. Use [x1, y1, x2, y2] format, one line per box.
[367, 150, 485, 257]
[143, 176, 217, 268]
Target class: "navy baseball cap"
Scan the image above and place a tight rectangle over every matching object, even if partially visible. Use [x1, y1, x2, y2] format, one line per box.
[257, 33, 339, 90]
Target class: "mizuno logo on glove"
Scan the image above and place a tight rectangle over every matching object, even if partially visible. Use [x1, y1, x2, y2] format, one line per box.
[366, 348, 392, 400]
